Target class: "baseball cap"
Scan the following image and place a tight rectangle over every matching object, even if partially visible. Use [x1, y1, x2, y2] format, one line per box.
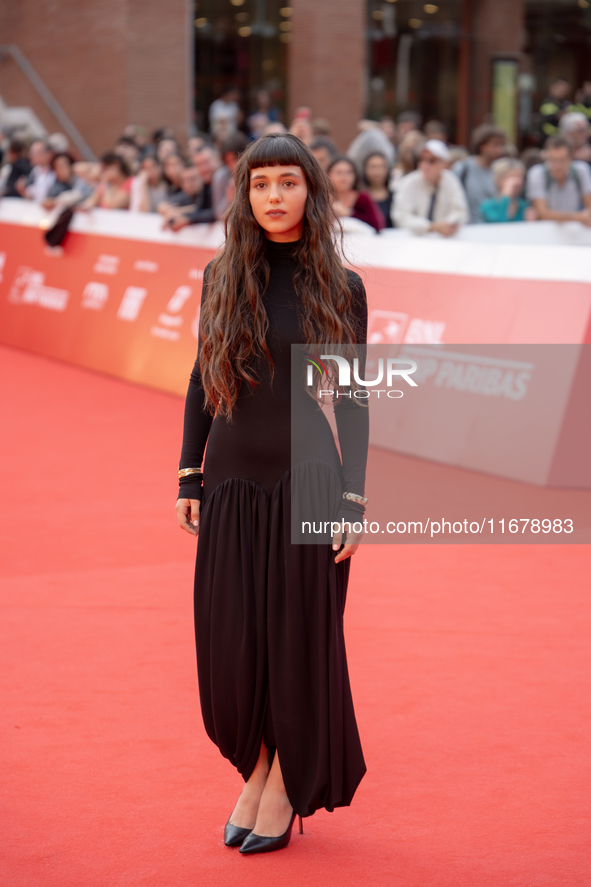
[423, 139, 450, 161]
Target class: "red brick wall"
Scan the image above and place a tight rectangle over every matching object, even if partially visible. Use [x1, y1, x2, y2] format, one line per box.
[469, 0, 524, 135]
[126, 0, 191, 146]
[289, 0, 366, 152]
[0, 0, 190, 157]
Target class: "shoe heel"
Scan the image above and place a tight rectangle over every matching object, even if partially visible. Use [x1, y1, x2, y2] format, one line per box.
[298, 814, 304, 835]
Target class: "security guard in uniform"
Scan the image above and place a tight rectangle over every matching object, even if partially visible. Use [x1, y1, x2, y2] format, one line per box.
[539, 78, 572, 137]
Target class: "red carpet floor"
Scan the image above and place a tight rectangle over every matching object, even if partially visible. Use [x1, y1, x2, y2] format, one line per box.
[1, 344, 590, 887]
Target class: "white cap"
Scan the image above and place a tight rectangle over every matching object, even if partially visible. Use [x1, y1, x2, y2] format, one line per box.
[423, 139, 450, 161]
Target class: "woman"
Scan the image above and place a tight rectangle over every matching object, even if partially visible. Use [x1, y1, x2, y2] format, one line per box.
[363, 152, 394, 228]
[175, 133, 369, 854]
[327, 155, 386, 232]
[81, 152, 131, 210]
[129, 154, 167, 212]
[162, 152, 185, 198]
[480, 158, 535, 223]
[1, 139, 31, 198]
[42, 153, 93, 209]
[156, 136, 180, 163]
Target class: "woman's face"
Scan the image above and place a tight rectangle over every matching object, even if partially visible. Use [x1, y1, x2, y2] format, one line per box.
[329, 161, 356, 194]
[142, 156, 162, 186]
[364, 156, 388, 187]
[54, 156, 72, 183]
[101, 163, 123, 184]
[500, 170, 524, 197]
[157, 139, 177, 162]
[164, 155, 183, 185]
[249, 164, 308, 242]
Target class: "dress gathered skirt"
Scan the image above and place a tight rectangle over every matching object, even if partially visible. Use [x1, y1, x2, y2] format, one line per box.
[178, 238, 369, 818]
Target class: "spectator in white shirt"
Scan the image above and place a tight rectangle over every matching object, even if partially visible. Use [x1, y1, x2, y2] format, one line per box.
[16, 140, 55, 203]
[526, 135, 591, 225]
[393, 139, 468, 236]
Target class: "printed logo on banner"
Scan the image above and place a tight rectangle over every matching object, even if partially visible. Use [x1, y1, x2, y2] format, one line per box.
[151, 285, 193, 342]
[134, 260, 159, 273]
[368, 310, 445, 345]
[117, 286, 147, 321]
[368, 310, 409, 344]
[404, 318, 445, 344]
[93, 255, 120, 275]
[8, 267, 69, 312]
[0, 251, 6, 282]
[401, 345, 533, 400]
[82, 282, 109, 311]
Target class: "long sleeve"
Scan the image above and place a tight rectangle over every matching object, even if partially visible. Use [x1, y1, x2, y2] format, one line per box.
[393, 173, 432, 234]
[185, 206, 217, 224]
[441, 171, 469, 226]
[185, 183, 216, 225]
[177, 264, 215, 501]
[333, 273, 370, 523]
[211, 166, 232, 220]
[394, 170, 468, 233]
[352, 192, 386, 232]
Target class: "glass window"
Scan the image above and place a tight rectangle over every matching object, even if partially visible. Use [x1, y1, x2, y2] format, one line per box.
[524, 0, 591, 135]
[193, 0, 289, 133]
[366, 0, 463, 132]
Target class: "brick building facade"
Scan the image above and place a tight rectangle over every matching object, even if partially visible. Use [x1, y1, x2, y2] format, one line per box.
[0, 1, 589, 155]
[0, 0, 191, 157]
[288, 0, 366, 153]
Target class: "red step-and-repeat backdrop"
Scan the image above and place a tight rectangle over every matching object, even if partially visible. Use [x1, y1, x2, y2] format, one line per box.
[2, 213, 591, 398]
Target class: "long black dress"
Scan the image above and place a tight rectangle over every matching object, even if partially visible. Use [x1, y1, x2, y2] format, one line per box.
[178, 237, 369, 818]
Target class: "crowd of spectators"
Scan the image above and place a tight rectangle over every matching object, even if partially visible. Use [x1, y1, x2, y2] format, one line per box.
[3, 77, 591, 240]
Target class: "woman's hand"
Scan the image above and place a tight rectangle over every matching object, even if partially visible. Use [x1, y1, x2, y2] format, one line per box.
[332, 199, 352, 218]
[176, 497, 201, 535]
[332, 520, 363, 562]
[430, 220, 458, 237]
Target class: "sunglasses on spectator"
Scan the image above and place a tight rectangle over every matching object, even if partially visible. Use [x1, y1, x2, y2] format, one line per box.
[419, 155, 441, 164]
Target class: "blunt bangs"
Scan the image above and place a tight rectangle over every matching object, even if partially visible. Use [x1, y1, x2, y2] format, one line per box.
[245, 133, 311, 172]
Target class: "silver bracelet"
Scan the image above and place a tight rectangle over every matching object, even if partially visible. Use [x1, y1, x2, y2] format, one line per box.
[342, 491, 368, 507]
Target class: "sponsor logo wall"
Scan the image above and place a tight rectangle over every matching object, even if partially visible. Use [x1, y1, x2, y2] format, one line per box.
[2, 207, 591, 400]
[0, 222, 213, 396]
[368, 344, 591, 487]
[1, 206, 591, 487]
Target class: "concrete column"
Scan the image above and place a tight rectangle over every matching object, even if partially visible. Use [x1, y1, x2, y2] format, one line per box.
[288, 0, 366, 152]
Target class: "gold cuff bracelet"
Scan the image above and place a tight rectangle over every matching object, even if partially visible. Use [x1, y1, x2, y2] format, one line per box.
[178, 467, 203, 480]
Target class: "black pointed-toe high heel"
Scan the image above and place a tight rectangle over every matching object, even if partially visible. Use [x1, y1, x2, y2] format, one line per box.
[224, 817, 253, 848]
[239, 811, 303, 854]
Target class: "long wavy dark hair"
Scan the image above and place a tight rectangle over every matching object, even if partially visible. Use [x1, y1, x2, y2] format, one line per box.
[199, 133, 361, 418]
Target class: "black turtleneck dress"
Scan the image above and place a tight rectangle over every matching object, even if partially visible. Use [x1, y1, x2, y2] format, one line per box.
[178, 238, 369, 818]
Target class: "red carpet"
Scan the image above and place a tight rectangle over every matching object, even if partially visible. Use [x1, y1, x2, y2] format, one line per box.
[1, 344, 590, 886]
